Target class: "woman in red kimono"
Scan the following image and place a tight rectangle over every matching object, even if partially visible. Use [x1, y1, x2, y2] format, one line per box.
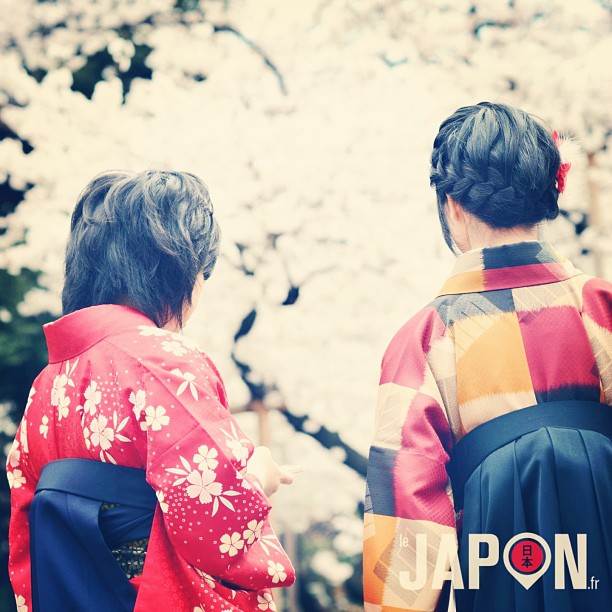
[7, 170, 295, 611]
[363, 103, 612, 611]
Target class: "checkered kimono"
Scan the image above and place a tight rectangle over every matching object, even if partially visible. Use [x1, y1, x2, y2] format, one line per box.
[363, 241, 612, 611]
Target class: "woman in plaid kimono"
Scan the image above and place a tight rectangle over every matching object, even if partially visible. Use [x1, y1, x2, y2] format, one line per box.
[363, 103, 612, 612]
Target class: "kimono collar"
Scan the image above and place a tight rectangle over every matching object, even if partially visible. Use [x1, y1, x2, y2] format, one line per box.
[437, 241, 584, 297]
[44, 304, 154, 363]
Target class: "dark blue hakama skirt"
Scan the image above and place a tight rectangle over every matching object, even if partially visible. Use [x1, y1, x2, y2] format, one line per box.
[452, 406, 612, 612]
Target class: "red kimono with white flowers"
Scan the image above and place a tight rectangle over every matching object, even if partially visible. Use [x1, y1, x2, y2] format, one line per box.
[7, 304, 294, 612]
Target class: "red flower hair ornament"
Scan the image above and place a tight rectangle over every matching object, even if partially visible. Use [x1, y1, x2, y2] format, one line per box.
[552, 130, 572, 194]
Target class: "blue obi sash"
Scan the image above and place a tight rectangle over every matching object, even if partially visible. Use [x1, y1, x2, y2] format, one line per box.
[30, 459, 157, 612]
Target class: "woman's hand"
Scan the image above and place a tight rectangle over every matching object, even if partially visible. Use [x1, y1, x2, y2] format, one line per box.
[246, 446, 296, 497]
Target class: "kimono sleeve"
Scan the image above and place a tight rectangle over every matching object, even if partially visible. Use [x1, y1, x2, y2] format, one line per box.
[582, 277, 612, 404]
[363, 308, 456, 612]
[7, 418, 36, 610]
[136, 353, 294, 589]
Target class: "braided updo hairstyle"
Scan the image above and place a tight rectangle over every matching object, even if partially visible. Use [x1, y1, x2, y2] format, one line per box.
[430, 102, 561, 251]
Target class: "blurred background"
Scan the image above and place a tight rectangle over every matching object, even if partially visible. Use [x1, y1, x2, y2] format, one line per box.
[1, 1, 612, 610]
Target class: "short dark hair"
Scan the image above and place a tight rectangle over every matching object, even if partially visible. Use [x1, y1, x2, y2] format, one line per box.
[430, 102, 561, 250]
[62, 170, 220, 327]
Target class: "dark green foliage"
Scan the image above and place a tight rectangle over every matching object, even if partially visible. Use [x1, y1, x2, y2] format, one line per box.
[121, 43, 154, 96]
[71, 43, 153, 100]
[0, 181, 32, 223]
[0, 268, 51, 612]
[71, 47, 115, 98]
[0, 270, 50, 409]
[175, 0, 201, 10]
[0, 121, 33, 156]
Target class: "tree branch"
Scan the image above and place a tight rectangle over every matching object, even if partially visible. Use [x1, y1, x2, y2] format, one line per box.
[213, 23, 287, 95]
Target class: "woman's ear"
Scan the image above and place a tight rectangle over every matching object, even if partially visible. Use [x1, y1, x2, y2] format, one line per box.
[445, 195, 470, 252]
[445, 195, 464, 224]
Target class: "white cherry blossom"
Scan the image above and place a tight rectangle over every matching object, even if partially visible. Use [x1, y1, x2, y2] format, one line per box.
[186, 468, 222, 504]
[15, 595, 27, 612]
[226, 438, 249, 465]
[165, 456, 239, 513]
[7, 469, 26, 489]
[50, 362, 78, 418]
[257, 592, 276, 611]
[138, 325, 168, 337]
[243, 519, 264, 546]
[142, 405, 170, 431]
[220, 422, 251, 466]
[193, 445, 218, 471]
[161, 339, 188, 356]
[51, 374, 71, 419]
[56, 389, 70, 420]
[219, 531, 244, 557]
[87, 412, 131, 464]
[89, 415, 114, 450]
[7, 440, 20, 468]
[83, 381, 101, 416]
[129, 388, 147, 420]
[50, 373, 68, 407]
[267, 561, 287, 584]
